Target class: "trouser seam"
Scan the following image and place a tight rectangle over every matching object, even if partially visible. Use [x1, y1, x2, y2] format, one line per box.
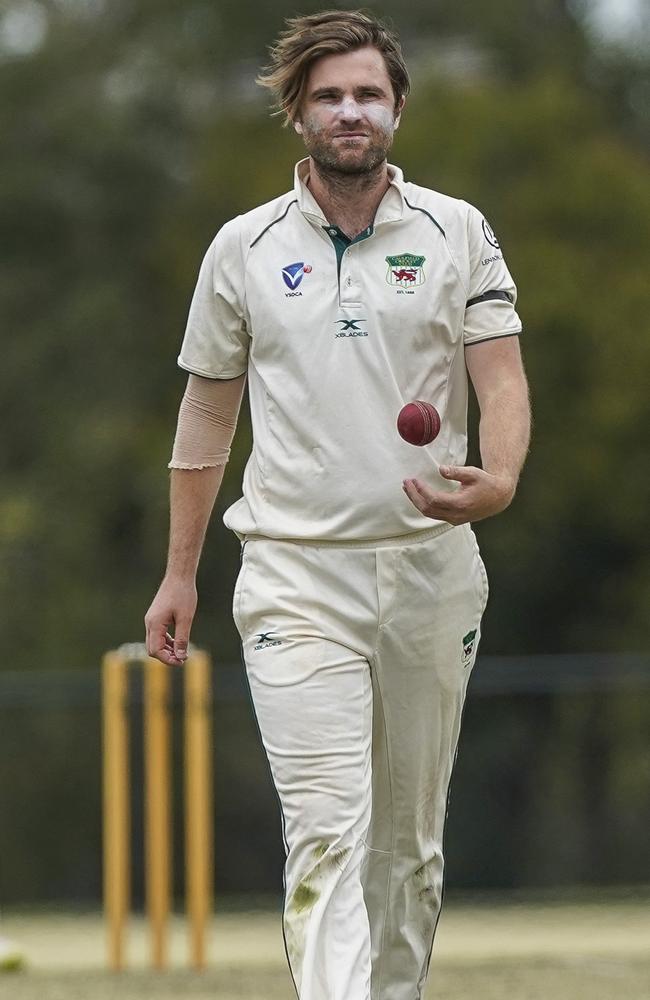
[415, 670, 474, 1000]
[239, 638, 299, 1000]
[361, 840, 392, 856]
[369, 649, 395, 1000]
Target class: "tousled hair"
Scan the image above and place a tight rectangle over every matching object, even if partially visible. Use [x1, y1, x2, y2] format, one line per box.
[256, 9, 410, 126]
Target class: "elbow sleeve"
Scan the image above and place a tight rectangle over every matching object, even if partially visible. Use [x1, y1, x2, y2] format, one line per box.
[168, 372, 246, 470]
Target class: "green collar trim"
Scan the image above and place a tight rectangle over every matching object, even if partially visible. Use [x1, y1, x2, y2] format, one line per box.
[323, 224, 374, 278]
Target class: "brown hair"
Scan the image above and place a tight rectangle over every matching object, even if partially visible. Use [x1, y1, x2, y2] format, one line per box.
[257, 9, 410, 126]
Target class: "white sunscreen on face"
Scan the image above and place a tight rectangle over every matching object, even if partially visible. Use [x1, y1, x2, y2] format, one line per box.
[334, 99, 398, 135]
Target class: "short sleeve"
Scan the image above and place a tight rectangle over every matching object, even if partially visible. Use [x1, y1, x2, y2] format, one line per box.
[463, 204, 522, 345]
[177, 219, 249, 379]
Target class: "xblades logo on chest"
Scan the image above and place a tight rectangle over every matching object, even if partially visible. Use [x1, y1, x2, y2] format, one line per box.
[335, 318, 368, 338]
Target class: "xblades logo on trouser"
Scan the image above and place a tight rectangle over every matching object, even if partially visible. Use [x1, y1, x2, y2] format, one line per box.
[254, 631, 283, 651]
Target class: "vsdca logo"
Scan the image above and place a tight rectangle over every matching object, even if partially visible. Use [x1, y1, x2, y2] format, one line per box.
[282, 261, 312, 290]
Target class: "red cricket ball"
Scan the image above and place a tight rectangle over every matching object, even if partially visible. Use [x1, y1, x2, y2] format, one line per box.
[397, 401, 441, 446]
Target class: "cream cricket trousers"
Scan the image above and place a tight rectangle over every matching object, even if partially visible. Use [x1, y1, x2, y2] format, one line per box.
[233, 522, 488, 1000]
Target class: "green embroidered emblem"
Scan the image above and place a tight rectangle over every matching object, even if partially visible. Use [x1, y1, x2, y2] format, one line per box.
[385, 252, 426, 287]
[462, 629, 477, 662]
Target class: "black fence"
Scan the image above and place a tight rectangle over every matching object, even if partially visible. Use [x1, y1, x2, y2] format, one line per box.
[1, 655, 649, 905]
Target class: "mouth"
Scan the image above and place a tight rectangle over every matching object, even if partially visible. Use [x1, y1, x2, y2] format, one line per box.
[333, 133, 368, 139]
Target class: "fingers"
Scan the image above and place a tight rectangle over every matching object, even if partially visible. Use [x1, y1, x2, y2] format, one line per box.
[144, 612, 192, 667]
[144, 613, 167, 660]
[172, 616, 192, 664]
[402, 465, 512, 525]
[402, 477, 470, 525]
[146, 632, 189, 666]
[145, 617, 177, 666]
[439, 464, 480, 484]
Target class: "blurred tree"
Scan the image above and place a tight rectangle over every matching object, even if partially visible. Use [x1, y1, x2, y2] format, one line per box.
[0, 0, 648, 673]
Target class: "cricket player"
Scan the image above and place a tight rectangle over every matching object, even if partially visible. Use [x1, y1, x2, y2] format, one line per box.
[145, 10, 531, 999]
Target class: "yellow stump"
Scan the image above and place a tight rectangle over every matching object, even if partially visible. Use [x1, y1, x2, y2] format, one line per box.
[184, 651, 214, 969]
[144, 656, 172, 970]
[102, 646, 213, 971]
[102, 652, 130, 972]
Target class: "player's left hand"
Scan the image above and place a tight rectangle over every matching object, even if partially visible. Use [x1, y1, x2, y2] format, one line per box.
[402, 465, 516, 525]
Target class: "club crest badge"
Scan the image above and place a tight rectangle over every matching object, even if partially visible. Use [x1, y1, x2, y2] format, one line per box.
[462, 629, 477, 665]
[385, 252, 426, 288]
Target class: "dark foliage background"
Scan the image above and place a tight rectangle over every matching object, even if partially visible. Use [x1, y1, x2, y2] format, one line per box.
[1, 0, 648, 901]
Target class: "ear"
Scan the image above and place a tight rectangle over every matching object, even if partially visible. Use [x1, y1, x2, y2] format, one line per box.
[293, 118, 303, 135]
[394, 94, 406, 130]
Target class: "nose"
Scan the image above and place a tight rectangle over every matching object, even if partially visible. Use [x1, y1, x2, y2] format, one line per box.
[337, 96, 363, 124]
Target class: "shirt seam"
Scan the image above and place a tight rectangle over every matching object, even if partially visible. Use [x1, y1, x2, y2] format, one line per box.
[177, 358, 247, 379]
[464, 329, 522, 345]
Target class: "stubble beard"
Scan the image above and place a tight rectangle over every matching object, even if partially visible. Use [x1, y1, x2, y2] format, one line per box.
[301, 118, 394, 184]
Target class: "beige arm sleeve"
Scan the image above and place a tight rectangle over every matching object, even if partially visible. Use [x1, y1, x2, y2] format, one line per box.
[168, 372, 246, 470]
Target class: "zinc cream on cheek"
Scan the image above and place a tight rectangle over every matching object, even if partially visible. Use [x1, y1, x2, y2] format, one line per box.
[335, 99, 396, 133]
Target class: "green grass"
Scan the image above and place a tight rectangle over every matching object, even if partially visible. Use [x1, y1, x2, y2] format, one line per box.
[3, 891, 649, 999]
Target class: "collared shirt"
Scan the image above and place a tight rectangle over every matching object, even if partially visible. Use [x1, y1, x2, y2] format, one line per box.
[178, 158, 522, 542]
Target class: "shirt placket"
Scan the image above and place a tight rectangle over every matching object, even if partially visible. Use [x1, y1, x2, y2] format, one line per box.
[324, 225, 374, 309]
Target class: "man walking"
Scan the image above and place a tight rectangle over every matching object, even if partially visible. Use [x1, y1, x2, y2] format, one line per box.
[145, 10, 530, 999]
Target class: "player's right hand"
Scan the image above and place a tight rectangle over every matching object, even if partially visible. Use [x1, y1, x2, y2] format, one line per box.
[144, 576, 198, 666]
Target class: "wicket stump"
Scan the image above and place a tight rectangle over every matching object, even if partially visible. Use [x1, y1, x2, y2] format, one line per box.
[102, 644, 213, 971]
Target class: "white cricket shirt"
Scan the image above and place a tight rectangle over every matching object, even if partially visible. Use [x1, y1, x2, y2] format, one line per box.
[178, 159, 522, 541]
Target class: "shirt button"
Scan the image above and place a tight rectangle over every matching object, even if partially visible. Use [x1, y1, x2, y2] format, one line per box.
[328, 228, 337, 235]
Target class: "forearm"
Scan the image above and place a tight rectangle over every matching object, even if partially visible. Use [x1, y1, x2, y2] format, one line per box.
[165, 466, 225, 580]
[478, 376, 531, 494]
[165, 372, 246, 579]
[404, 314, 530, 526]
[146, 373, 244, 664]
